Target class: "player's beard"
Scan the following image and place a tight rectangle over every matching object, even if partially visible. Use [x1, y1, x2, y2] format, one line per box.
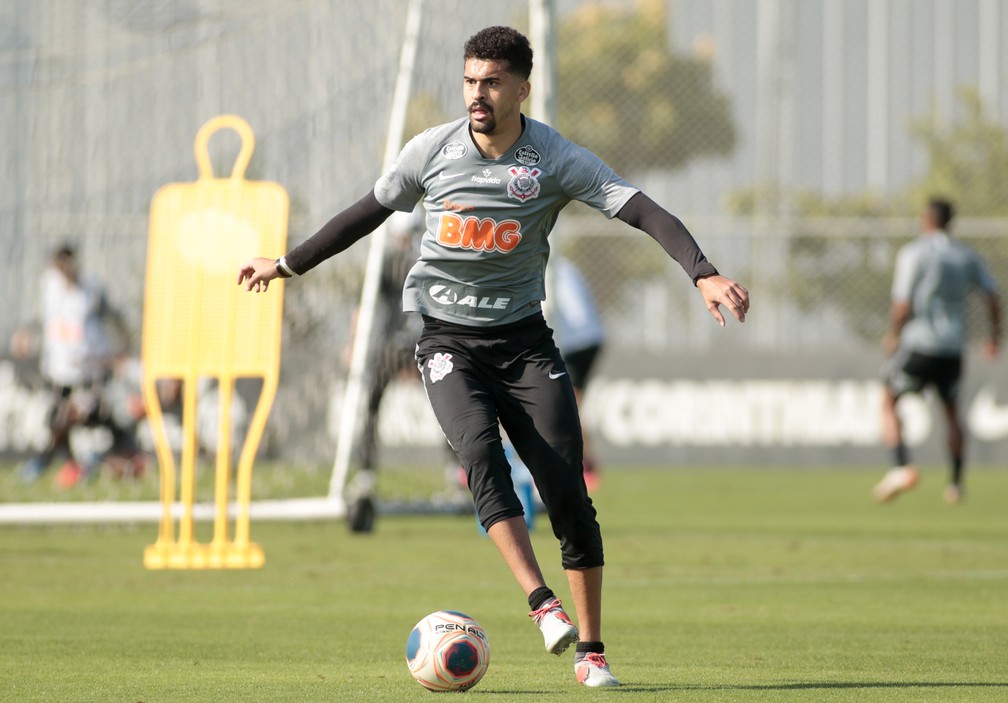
[468, 101, 496, 134]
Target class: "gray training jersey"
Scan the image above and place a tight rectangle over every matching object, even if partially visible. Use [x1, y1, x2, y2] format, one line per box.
[891, 230, 998, 355]
[374, 116, 639, 326]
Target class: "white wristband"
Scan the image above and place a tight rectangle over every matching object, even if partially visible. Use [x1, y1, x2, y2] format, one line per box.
[275, 256, 295, 278]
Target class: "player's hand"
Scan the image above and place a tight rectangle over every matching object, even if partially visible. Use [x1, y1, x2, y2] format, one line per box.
[237, 257, 281, 293]
[696, 274, 749, 326]
[981, 339, 999, 361]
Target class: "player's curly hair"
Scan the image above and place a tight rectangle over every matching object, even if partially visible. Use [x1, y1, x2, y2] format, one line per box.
[463, 26, 533, 80]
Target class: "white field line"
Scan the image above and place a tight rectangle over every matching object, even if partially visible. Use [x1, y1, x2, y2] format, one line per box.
[0, 497, 346, 524]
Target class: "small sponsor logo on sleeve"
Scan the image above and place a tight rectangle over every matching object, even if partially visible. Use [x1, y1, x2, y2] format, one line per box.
[441, 140, 467, 159]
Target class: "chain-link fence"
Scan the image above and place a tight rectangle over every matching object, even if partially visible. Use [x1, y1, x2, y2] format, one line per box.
[2, 0, 1007, 471]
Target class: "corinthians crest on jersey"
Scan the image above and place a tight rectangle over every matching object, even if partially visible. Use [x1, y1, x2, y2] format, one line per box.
[507, 166, 541, 203]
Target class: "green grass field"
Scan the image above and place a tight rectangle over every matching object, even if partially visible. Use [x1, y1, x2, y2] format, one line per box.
[2, 466, 1007, 702]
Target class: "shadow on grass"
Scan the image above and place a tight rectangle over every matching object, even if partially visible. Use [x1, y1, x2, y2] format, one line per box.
[617, 681, 1008, 693]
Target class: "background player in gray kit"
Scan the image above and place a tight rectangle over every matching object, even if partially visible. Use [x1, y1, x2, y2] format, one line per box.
[874, 198, 1001, 505]
[239, 25, 749, 687]
[547, 256, 607, 492]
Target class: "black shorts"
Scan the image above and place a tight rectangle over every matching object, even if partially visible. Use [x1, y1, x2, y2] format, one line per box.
[883, 350, 962, 404]
[561, 343, 603, 390]
[415, 312, 603, 570]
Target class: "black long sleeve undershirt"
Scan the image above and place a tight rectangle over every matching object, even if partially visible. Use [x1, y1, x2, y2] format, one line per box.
[284, 190, 394, 275]
[615, 192, 718, 284]
[285, 189, 717, 284]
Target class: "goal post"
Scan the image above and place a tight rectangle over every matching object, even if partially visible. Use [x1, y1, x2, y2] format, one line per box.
[328, 0, 426, 504]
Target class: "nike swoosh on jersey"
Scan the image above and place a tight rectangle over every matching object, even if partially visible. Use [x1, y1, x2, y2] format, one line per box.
[548, 371, 566, 379]
[438, 171, 464, 180]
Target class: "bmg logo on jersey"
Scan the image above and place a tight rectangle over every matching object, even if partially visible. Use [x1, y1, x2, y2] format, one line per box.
[437, 213, 523, 252]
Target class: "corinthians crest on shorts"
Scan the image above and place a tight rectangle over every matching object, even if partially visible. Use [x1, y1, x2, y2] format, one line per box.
[507, 166, 541, 203]
[427, 352, 454, 383]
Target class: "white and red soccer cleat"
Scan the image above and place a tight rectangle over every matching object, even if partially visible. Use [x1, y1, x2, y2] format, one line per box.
[943, 484, 964, 505]
[872, 466, 920, 503]
[528, 597, 578, 655]
[575, 652, 621, 687]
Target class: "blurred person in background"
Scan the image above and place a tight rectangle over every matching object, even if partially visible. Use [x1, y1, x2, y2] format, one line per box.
[343, 210, 425, 532]
[239, 25, 749, 687]
[875, 198, 1001, 505]
[355, 210, 425, 477]
[547, 257, 606, 492]
[11, 244, 132, 487]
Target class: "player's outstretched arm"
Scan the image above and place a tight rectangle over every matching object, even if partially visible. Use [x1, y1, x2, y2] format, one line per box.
[616, 193, 749, 326]
[696, 274, 749, 327]
[237, 190, 395, 293]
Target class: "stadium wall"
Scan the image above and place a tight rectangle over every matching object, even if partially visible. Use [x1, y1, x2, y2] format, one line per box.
[338, 348, 1008, 468]
[5, 350, 1006, 467]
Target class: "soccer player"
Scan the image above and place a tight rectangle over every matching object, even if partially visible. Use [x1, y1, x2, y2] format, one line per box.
[356, 212, 424, 479]
[874, 198, 1001, 505]
[14, 244, 130, 487]
[239, 26, 749, 687]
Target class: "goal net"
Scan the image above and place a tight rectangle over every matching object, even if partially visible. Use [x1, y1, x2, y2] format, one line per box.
[0, 0, 545, 524]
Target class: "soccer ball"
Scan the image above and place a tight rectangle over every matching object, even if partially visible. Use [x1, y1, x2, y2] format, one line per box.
[405, 610, 490, 692]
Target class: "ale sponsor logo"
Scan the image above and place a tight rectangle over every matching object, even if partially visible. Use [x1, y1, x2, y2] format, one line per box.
[426, 284, 511, 312]
[428, 285, 458, 304]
